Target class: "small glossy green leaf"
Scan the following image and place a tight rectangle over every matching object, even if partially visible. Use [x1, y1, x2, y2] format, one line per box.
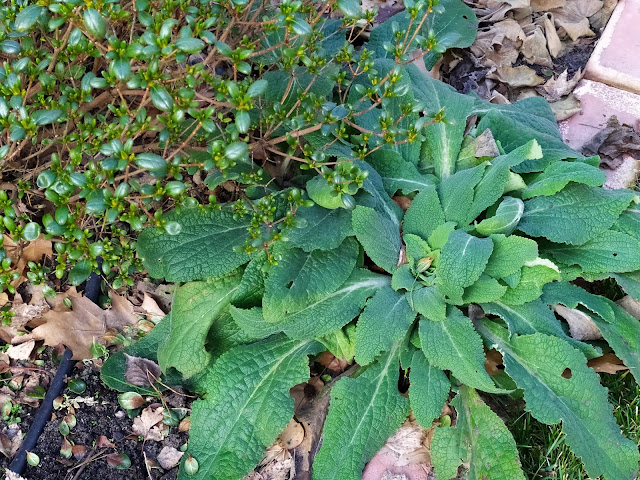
[176, 37, 205, 53]
[83, 9, 107, 39]
[15, 5, 44, 31]
[32, 109, 62, 126]
[150, 85, 174, 111]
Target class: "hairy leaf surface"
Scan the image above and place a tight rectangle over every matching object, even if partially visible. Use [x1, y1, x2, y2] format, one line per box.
[403, 185, 445, 241]
[181, 337, 321, 480]
[354, 287, 416, 365]
[313, 345, 409, 480]
[518, 184, 633, 245]
[484, 234, 538, 279]
[522, 161, 606, 199]
[287, 204, 354, 252]
[353, 205, 402, 273]
[409, 351, 450, 427]
[432, 386, 525, 480]
[139, 209, 250, 282]
[478, 321, 639, 480]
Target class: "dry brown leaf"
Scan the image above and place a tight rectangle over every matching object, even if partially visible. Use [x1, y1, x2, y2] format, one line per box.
[474, 129, 501, 157]
[587, 353, 628, 374]
[603, 155, 640, 190]
[0, 292, 8, 308]
[554, 305, 603, 340]
[276, 419, 304, 450]
[124, 354, 162, 387]
[532, 0, 565, 11]
[551, 0, 597, 41]
[537, 70, 583, 101]
[157, 446, 184, 470]
[362, 421, 432, 480]
[481, 0, 530, 22]
[485, 348, 505, 376]
[549, 94, 582, 121]
[481, 38, 521, 68]
[522, 27, 554, 68]
[6, 341, 35, 361]
[583, 117, 640, 169]
[488, 65, 545, 88]
[590, 0, 617, 31]
[132, 406, 167, 441]
[15, 292, 137, 360]
[618, 295, 640, 321]
[543, 14, 564, 57]
[139, 293, 166, 323]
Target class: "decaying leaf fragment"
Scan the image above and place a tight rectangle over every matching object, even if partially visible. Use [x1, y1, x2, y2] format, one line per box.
[124, 354, 163, 387]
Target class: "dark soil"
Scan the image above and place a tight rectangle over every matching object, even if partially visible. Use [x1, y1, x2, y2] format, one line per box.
[4, 362, 187, 480]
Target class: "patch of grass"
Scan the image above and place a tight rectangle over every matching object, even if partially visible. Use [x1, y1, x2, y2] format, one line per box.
[510, 372, 640, 479]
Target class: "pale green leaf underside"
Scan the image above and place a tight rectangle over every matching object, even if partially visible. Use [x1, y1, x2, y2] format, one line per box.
[313, 345, 409, 480]
[138, 208, 250, 282]
[158, 275, 241, 378]
[478, 321, 639, 480]
[180, 337, 322, 480]
[354, 286, 416, 365]
[419, 309, 503, 393]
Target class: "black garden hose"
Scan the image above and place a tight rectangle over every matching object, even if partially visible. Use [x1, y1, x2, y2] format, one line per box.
[8, 270, 102, 475]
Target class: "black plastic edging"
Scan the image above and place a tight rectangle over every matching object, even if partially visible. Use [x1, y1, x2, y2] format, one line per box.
[8, 270, 102, 475]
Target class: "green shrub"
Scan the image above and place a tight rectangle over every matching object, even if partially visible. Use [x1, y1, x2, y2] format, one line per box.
[0, 0, 475, 289]
[96, 4, 639, 480]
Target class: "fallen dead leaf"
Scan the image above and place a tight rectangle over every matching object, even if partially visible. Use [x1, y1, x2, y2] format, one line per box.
[157, 446, 184, 470]
[618, 295, 640, 321]
[276, 418, 305, 450]
[139, 293, 166, 323]
[132, 406, 167, 441]
[587, 353, 628, 374]
[522, 27, 554, 67]
[537, 69, 583, 101]
[124, 354, 162, 387]
[549, 94, 582, 121]
[15, 292, 138, 359]
[5, 341, 35, 361]
[582, 116, 640, 169]
[554, 305, 602, 340]
[488, 65, 545, 88]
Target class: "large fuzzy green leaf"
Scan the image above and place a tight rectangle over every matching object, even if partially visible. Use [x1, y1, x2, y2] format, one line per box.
[419, 309, 502, 393]
[521, 161, 606, 199]
[436, 230, 493, 304]
[499, 261, 560, 305]
[409, 351, 450, 427]
[431, 386, 525, 480]
[179, 337, 322, 480]
[279, 269, 390, 339]
[474, 97, 585, 170]
[158, 275, 242, 378]
[543, 230, 640, 274]
[475, 197, 524, 236]
[478, 320, 640, 480]
[484, 234, 538, 279]
[353, 205, 402, 273]
[263, 238, 358, 322]
[313, 344, 409, 480]
[365, 148, 436, 195]
[482, 300, 599, 358]
[138, 208, 250, 282]
[354, 286, 416, 365]
[403, 185, 446, 241]
[518, 184, 633, 245]
[287, 204, 354, 252]
[438, 164, 485, 226]
[614, 272, 640, 301]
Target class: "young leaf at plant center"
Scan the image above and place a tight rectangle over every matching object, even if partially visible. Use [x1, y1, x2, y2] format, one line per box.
[521, 161, 606, 199]
[262, 238, 358, 322]
[352, 206, 402, 273]
[436, 230, 493, 304]
[419, 308, 503, 393]
[477, 320, 640, 480]
[313, 345, 409, 480]
[138, 209, 250, 282]
[483, 234, 538, 279]
[462, 275, 507, 304]
[279, 269, 390, 339]
[403, 186, 445, 241]
[287, 204, 354, 252]
[518, 184, 634, 245]
[409, 351, 450, 428]
[475, 197, 524, 236]
[499, 260, 560, 305]
[354, 286, 416, 365]
[157, 274, 241, 378]
[408, 286, 447, 322]
[431, 385, 526, 480]
[181, 337, 322, 480]
[438, 164, 485, 227]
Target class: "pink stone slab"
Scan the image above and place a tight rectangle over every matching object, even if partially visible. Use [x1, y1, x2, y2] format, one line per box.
[585, 0, 640, 95]
[558, 79, 640, 150]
